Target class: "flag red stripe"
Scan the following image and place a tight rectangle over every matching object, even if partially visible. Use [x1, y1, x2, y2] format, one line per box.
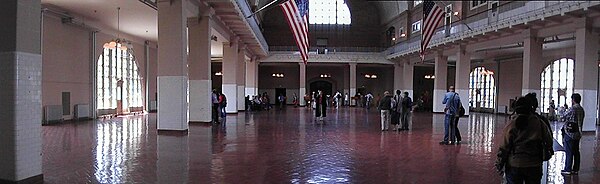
[281, 2, 307, 61]
[422, 9, 443, 51]
[280, 0, 309, 63]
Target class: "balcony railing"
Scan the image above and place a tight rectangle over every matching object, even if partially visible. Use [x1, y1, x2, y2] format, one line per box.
[385, 1, 599, 59]
[270, 46, 385, 53]
[233, 0, 269, 53]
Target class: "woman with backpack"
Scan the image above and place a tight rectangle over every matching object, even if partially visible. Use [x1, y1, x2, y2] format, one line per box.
[219, 93, 227, 118]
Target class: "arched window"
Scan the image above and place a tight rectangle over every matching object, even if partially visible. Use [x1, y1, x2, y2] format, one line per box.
[541, 58, 574, 113]
[97, 47, 143, 113]
[469, 67, 496, 109]
[309, 0, 351, 25]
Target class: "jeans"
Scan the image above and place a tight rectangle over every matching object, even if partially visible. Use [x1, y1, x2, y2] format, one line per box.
[212, 103, 220, 122]
[380, 110, 390, 130]
[563, 136, 581, 172]
[505, 165, 543, 184]
[443, 114, 461, 142]
[400, 112, 410, 129]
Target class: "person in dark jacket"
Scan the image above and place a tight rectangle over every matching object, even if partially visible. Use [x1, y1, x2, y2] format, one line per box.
[315, 90, 327, 121]
[378, 91, 393, 131]
[400, 92, 412, 130]
[495, 96, 553, 183]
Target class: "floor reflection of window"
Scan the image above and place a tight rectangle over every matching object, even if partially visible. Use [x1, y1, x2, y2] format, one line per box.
[94, 117, 143, 183]
[541, 58, 574, 113]
[469, 67, 496, 109]
[468, 114, 494, 154]
[97, 47, 143, 112]
[309, 0, 351, 25]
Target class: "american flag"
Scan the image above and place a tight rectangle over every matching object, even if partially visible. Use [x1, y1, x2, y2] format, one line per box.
[421, 1, 445, 61]
[281, 0, 309, 63]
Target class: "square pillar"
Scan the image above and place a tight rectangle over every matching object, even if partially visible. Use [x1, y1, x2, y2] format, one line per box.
[188, 16, 212, 123]
[0, 0, 43, 182]
[157, 0, 189, 130]
[433, 53, 448, 113]
[403, 61, 414, 99]
[350, 63, 357, 96]
[574, 17, 599, 131]
[222, 40, 238, 113]
[456, 45, 470, 115]
[394, 63, 403, 91]
[299, 62, 306, 106]
[522, 29, 543, 105]
[237, 47, 246, 111]
[245, 57, 258, 97]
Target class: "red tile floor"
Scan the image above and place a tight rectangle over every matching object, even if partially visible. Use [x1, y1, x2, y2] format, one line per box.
[42, 107, 600, 183]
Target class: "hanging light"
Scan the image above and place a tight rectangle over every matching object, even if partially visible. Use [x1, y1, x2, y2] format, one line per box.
[103, 7, 131, 51]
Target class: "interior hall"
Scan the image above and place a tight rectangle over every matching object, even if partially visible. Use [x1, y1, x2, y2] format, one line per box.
[1, 0, 600, 183]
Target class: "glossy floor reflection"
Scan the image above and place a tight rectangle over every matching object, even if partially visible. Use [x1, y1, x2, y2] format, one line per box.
[42, 108, 600, 183]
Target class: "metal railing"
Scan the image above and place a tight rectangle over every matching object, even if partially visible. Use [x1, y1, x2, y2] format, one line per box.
[233, 0, 269, 53]
[270, 46, 385, 53]
[385, 1, 598, 59]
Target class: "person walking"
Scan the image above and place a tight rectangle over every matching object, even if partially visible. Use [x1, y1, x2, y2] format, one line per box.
[212, 89, 220, 123]
[400, 92, 412, 130]
[218, 92, 227, 119]
[365, 93, 374, 110]
[293, 93, 299, 107]
[560, 93, 584, 175]
[278, 94, 286, 110]
[315, 90, 327, 121]
[378, 91, 393, 131]
[440, 86, 461, 145]
[495, 97, 553, 183]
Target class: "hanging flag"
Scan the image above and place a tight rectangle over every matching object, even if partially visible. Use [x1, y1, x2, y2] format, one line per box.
[280, 0, 309, 63]
[421, 0, 445, 61]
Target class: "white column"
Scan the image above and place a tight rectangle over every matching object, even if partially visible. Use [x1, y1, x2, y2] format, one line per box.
[433, 53, 448, 113]
[394, 63, 403, 91]
[237, 47, 246, 111]
[157, 0, 189, 130]
[0, 0, 43, 182]
[350, 63, 357, 96]
[403, 61, 414, 99]
[456, 45, 471, 115]
[222, 41, 238, 113]
[521, 29, 543, 109]
[188, 16, 212, 123]
[299, 62, 306, 106]
[245, 57, 258, 96]
[574, 17, 598, 131]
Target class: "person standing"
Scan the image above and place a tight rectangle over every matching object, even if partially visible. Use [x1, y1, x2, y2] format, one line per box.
[495, 97, 553, 183]
[219, 92, 227, 118]
[334, 91, 342, 108]
[315, 90, 327, 121]
[440, 86, 461, 145]
[212, 89, 220, 123]
[560, 93, 584, 175]
[365, 93, 374, 110]
[400, 92, 412, 130]
[278, 94, 286, 110]
[391, 90, 402, 130]
[293, 93, 299, 107]
[378, 91, 393, 131]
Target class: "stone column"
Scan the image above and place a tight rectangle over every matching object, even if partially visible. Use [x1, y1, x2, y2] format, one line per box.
[237, 46, 246, 111]
[0, 1, 43, 182]
[394, 63, 403, 92]
[433, 52, 448, 113]
[188, 16, 211, 123]
[574, 17, 598, 131]
[349, 63, 357, 97]
[222, 40, 238, 113]
[157, 0, 189, 130]
[521, 29, 543, 108]
[403, 61, 414, 99]
[245, 57, 258, 97]
[455, 45, 471, 116]
[299, 62, 306, 106]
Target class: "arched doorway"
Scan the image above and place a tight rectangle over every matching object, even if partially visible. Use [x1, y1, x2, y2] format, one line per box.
[541, 58, 574, 113]
[310, 81, 333, 96]
[469, 67, 496, 112]
[96, 46, 143, 116]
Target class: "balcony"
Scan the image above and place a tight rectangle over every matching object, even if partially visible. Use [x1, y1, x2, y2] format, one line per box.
[385, 1, 600, 60]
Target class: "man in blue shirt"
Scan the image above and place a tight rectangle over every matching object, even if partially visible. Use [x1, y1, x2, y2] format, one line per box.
[440, 86, 461, 145]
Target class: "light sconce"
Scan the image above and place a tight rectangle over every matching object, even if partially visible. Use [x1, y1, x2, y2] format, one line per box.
[320, 74, 331, 78]
[391, 37, 396, 41]
[364, 74, 378, 79]
[215, 72, 223, 76]
[453, 11, 459, 16]
[400, 33, 406, 37]
[424, 75, 435, 79]
[272, 73, 284, 78]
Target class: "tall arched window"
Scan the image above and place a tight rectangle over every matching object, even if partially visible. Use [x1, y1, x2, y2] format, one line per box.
[309, 0, 351, 25]
[97, 47, 143, 114]
[541, 58, 574, 113]
[469, 67, 496, 109]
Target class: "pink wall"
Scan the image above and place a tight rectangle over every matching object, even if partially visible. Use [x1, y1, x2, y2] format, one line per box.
[42, 15, 158, 119]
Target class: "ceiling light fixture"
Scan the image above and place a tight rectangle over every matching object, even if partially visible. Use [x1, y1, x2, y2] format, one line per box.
[364, 74, 377, 79]
[215, 72, 223, 76]
[320, 74, 331, 78]
[103, 7, 131, 51]
[272, 73, 284, 78]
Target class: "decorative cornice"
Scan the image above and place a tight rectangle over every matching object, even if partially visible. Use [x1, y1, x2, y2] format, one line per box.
[262, 52, 393, 64]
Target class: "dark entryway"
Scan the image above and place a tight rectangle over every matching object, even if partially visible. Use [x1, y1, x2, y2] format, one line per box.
[309, 81, 332, 96]
[275, 88, 286, 106]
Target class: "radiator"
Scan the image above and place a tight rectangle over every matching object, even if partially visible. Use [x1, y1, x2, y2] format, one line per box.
[149, 101, 157, 111]
[44, 105, 63, 124]
[74, 104, 90, 120]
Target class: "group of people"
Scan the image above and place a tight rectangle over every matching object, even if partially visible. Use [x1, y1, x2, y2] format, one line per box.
[246, 93, 273, 111]
[378, 90, 413, 131]
[211, 89, 228, 124]
[495, 92, 584, 183]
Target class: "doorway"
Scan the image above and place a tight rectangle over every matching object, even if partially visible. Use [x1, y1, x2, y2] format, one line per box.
[310, 81, 333, 96]
[275, 88, 287, 106]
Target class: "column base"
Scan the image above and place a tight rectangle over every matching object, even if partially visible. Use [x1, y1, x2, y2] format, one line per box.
[157, 129, 189, 136]
[433, 89, 447, 113]
[222, 84, 238, 113]
[189, 80, 211, 122]
[574, 89, 597, 132]
[238, 85, 245, 111]
[158, 76, 189, 131]
[455, 89, 470, 116]
[0, 174, 43, 184]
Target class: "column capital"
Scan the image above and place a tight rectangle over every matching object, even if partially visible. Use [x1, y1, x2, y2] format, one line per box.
[522, 28, 540, 39]
[574, 16, 591, 30]
[187, 16, 211, 26]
